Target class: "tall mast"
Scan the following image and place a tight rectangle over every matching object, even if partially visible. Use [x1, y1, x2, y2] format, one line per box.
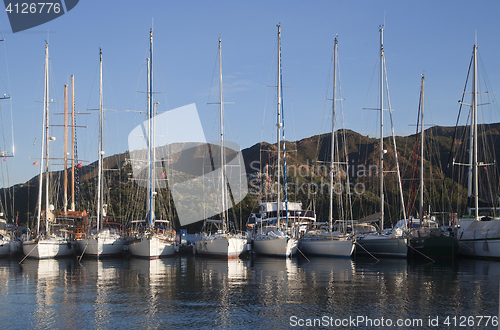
[276, 24, 282, 228]
[63, 84, 68, 213]
[419, 74, 425, 220]
[36, 42, 49, 235]
[97, 49, 103, 231]
[71, 75, 75, 211]
[379, 26, 385, 231]
[329, 37, 337, 232]
[219, 37, 227, 232]
[472, 43, 478, 221]
[147, 28, 155, 227]
[44, 44, 50, 228]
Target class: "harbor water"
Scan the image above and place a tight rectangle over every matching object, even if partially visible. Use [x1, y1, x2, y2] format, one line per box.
[0, 254, 499, 329]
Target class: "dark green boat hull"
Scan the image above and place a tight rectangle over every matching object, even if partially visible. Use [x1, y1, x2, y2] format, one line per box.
[409, 236, 459, 259]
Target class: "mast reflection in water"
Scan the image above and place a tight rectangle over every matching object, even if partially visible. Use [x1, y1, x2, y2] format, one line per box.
[0, 256, 498, 329]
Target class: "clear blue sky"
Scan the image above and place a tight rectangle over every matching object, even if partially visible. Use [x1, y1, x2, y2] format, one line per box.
[0, 0, 499, 187]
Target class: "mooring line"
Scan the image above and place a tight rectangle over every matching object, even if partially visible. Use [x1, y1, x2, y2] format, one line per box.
[19, 243, 37, 264]
[406, 241, 435, 263]
[78, 241, 89, 262]
[355, 241, 380, 262]
[296, 247, 310, 262]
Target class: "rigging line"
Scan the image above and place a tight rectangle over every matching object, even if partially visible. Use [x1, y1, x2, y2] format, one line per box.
[446, 48, 474, 176]
[335, 128, 345, 221]
[207, 40, 219, 143]
[337, 50, 354, 221]
[280, 45, 297, 150]
[0, 43, 10, 95]
[313, 44, 336, 220]
[152, 42, 168, 112]
[28, 51, 47, 169]
[125, 47, 149, 125]
[281, 67, 289, 230]
[322, 45, 334, 134]
[383, 55, 407, 222]
[261, 37, 278, 146]
[407, 86, 423, 217]
[0, 101, 11, 172]
[314, 43, 334, 175]
[1, 39, 14, 159]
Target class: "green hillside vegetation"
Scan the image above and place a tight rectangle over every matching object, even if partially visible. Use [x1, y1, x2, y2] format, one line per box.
[3, 123, 499, 232]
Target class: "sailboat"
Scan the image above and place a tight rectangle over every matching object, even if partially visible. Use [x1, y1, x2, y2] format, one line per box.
[0, 217, 17, 256]
[194, 38, 247, 258]
[398, 74, 459, 259]
[22, 42, 77, 259]
[298, 37, 354, 258]
[252, 24, 299, 258]
[0, 38, 17, 257]
[127, 28, 177, 259]
[77, 49, 126, 258]
[354, 26, 408, 258]
[455, 43, 500, 258]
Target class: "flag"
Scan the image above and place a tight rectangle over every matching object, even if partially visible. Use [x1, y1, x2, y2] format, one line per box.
[77, 163, 82, 168]
[160, 171, 165, 179]
[33, 161, 38, 165]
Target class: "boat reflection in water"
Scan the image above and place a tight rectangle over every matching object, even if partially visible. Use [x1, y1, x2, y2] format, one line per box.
[21, 259, 79, 329]
[194, 257, 249, 281]
[5, 255, 499, 329]
[191, 257, 250, 329]
[128, 258, 178, 326]
[80, 259, 125, 329]
[128, 257, 178, 292]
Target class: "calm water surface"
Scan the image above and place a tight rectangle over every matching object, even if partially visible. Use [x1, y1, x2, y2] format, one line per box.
[0, 254, 498, 329]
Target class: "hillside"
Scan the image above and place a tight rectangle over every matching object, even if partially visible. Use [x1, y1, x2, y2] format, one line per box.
[4, 122, 500, 231]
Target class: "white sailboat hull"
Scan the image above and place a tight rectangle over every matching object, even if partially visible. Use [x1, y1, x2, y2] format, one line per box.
[128, 234, 176, 259]
[22, 239, 76, 259]
[458, 239, 500, 258]
[195, 234, 246, 259]
[458, 218, 500, 258]
[356, 235, 408, 258]
[77, 236, 126, 258]
[253, 236, 298, 257]
[299, 238, 354, 258]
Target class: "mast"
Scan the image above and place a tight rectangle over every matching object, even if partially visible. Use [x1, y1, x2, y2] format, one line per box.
[97, 49, 104, 231]
[63, 84, 68, 213]
[147, 28, 155, 227]
[281, 38, 289, 231]
[329, 37, 337, 232]
[419, 74, 424, 220]
[472, 43, 478, 221]
[379, 26, 385, 231]
[36, 42, 49, 236]
[71, 75, 75, 211]
[218, 37, 227, 232]
[44, 45, 50, 230]
[276, 24, 282, 228]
